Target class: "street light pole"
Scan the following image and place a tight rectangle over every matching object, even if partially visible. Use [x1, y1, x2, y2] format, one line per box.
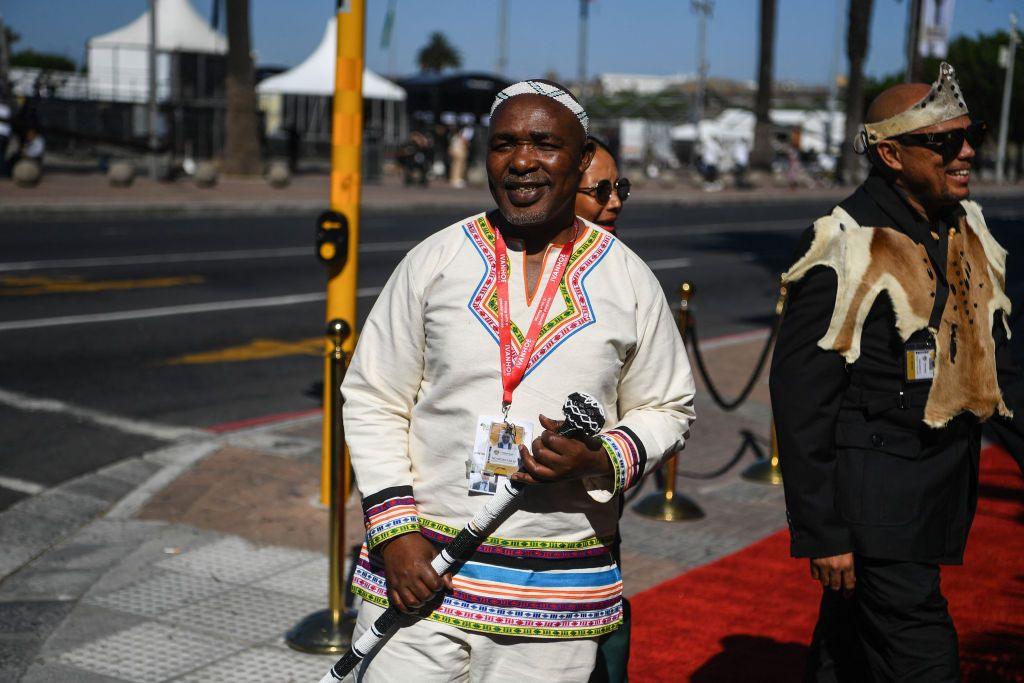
[0, 14, 11, 102]
[497, 0, 509, 77]
[905, 0, 922, 82]
[825, 0, 844, 157]
[996, 12, 1019, 184]
[577, 0, 590, 97]
[147, 0, 159, 180]
[691, 1, 713, 126]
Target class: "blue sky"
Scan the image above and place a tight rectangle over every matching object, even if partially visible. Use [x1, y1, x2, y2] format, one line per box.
[4, 0, 1022, 84]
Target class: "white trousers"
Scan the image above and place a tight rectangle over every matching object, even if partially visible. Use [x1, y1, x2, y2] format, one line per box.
[351, 600, 599, 683]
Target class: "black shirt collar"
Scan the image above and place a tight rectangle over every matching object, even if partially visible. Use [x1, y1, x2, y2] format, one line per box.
[858, 173, 965, 281]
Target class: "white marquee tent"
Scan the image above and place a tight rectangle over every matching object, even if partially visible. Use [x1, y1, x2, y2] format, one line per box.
[86, 0, 227, 103]
[257, 17, 406, 146]
[671, 108, 846, 166]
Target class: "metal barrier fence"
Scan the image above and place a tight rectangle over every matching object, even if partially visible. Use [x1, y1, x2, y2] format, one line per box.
[632, 280, 788, 522]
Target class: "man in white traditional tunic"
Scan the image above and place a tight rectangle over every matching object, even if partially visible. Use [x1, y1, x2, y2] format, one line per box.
[343, 80, 696, 681]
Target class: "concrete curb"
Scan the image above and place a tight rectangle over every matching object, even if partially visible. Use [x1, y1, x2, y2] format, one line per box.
[4, 184, 1021, 222]
[0, 439, 216, 586]
[0, 407, 328, 588]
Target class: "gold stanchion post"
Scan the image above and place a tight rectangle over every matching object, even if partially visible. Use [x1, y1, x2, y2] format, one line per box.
[742, 281, 787, 485]
[286, 319, 356, 653]
[633, 282, 705, 521]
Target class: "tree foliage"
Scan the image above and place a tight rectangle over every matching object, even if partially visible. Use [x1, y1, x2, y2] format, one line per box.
[584, 91, 691, 122]
[866, 31, 1024, 144]
[11, 49, 75, 72]
[416, 32, 462, 74]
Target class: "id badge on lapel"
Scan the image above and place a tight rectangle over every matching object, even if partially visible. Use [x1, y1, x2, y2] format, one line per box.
[904, 337, 936, 383]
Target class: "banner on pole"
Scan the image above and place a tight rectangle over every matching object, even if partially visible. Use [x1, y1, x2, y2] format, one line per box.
[919, 0, 956, 59]
[380, 1, 396, 50]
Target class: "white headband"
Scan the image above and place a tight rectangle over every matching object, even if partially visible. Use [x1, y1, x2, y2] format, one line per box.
[490, 81, 590, 135]
[855, 62, 969, 153]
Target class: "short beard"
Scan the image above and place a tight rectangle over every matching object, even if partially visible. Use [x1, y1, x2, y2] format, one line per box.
[503, 207, 549, 226]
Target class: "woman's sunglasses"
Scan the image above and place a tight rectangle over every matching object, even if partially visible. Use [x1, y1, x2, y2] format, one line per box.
[894, 121, 986, 162]
[578, 178, 631, 204]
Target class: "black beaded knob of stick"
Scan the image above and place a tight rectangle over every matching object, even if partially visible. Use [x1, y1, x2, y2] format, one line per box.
[557, 392, 606, 439]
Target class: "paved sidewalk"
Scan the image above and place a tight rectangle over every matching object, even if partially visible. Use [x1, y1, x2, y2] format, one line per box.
[0, 334, 783, 681]
[6, 169, 1023, 220]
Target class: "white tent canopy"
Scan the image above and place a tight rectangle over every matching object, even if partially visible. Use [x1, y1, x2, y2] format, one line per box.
[86, 0, 226, 102]
[257, 18, 405, 101]
[671, 108, 845, 155]
[88, 0, 226, 53]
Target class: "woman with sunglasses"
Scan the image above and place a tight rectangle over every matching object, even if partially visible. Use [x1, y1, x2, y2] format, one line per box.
[576, 136, 630, 232]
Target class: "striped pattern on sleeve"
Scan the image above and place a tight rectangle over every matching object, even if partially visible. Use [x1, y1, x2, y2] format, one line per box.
[597, 426, 648, 493]
[362, 485, 419, 549]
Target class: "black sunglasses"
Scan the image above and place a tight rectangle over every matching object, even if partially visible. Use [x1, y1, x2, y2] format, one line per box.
[578, 178, 631, 204]
[894, 121, 986, 161]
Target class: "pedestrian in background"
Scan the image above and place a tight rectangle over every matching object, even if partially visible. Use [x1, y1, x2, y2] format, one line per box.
[448, 124, 472, 188]
[732, 138, 750, 189]
[0, 96, 11, 178]
[698, 137, 723, 191]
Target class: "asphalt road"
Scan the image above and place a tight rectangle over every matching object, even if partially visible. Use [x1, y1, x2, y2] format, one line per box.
[1, 197, 1021, 511]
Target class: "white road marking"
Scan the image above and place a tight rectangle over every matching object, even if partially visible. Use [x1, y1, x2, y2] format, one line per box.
[0, 287, 384, 332]
[623, 219, 803, 239]
[0, 387, 207, 441]
[0, 475, 45, 495]
[0, 241, 417, 273]
[647, 257, 693, 271]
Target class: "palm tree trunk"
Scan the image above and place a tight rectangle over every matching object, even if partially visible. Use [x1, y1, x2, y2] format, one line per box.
[223, 0, 261, 175]
[750, 0, 777, 170]
[840, 0, 875, 184]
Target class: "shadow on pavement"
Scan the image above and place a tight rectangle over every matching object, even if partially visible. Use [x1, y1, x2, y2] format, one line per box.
[690, 634, 808, 682]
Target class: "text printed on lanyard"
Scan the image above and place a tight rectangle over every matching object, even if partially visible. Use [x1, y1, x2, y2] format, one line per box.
[494, 223, 578, 417]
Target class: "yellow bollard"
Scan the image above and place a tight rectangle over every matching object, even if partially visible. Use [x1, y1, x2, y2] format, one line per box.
[741, 280, 788, 485]
[321, 0, 366, 505]
[287, 320, 357, 653]
[633, 282, 705, 521]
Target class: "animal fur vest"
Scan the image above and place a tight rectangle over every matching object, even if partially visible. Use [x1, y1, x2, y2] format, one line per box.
[783, 200, 1013, 429]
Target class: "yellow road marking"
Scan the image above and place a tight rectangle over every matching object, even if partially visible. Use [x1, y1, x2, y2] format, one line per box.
[0, 275, 204, 296]
[166, 337, 323, 365]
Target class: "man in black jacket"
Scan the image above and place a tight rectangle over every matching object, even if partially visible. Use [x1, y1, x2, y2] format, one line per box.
[770, 62, 1023, 682]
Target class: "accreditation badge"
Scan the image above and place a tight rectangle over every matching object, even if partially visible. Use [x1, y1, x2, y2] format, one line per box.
[467, 416, 533, 495]
[904, 338, 936, 383]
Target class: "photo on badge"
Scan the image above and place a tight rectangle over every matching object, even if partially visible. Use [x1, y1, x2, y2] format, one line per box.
[469, 416, 533, 495]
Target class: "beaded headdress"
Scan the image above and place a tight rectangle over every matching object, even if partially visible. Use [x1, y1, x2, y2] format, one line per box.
[490, 80, 590, 135]
[855, 62, 969, 153]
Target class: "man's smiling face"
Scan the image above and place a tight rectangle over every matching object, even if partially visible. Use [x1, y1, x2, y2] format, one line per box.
[487, 94, 592, 227]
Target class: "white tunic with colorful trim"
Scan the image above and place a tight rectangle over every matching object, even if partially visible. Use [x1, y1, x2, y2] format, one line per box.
[343, 213, 696, 639]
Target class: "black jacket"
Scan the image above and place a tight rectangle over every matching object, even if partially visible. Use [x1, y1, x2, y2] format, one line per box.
[769, 175, 1023, 564]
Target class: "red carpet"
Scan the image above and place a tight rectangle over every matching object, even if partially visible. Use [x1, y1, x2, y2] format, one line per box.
[629, 447, 1024, 682]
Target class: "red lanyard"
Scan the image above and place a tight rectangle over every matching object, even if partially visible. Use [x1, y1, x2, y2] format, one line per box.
[494, 222, 577, 414]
